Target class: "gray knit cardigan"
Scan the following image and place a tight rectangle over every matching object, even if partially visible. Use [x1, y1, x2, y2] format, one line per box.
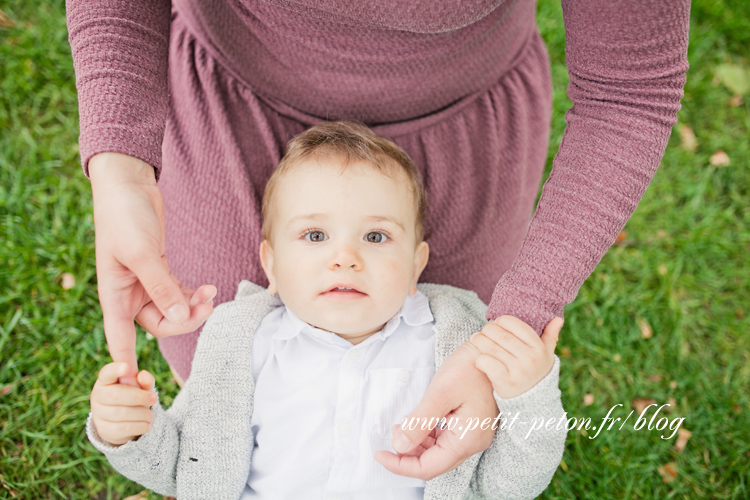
[87, 282, 567, 499]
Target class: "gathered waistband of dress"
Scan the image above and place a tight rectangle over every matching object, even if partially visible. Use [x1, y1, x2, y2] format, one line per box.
[172, 0, 541, 133]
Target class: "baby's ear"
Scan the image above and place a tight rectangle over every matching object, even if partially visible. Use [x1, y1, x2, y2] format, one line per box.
[410, 241, 429, 294]
[259, 240, 277, 294]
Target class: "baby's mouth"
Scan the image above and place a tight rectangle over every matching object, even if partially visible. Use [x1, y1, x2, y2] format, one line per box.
[323, 286, 366, 296]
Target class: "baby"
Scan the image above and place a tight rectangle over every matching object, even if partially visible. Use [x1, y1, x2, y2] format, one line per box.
[87, 122, 567, 499]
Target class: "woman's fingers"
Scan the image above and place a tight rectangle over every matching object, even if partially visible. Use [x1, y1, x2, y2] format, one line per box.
[189, 284, 218, 307]
[135, 300, 214, 338]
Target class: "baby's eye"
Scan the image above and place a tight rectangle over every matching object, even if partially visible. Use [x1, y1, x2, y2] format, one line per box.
[304, 230, 328, 242]
[365, 232, 388, 243]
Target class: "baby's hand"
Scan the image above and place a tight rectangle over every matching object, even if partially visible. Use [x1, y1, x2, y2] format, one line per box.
[90, 362, 158, 446]
[470, 316, 563, 399]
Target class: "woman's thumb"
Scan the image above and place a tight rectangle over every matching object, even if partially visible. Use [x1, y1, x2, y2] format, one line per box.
[541, 317, 564, 352]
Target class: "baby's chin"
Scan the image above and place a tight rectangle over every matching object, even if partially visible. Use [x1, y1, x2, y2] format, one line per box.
[311, 319, 387, 340]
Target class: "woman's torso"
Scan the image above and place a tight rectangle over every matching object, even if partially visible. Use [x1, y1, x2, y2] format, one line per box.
[173, 0, 538, 123]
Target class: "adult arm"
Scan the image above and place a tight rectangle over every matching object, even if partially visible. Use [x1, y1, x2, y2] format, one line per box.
[67, 1, 215, 384]
[66, 0, 171, 177]
[487, 0, 691, 332]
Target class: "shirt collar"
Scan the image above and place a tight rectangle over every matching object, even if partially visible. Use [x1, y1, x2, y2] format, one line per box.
[272, 290, 434, 343]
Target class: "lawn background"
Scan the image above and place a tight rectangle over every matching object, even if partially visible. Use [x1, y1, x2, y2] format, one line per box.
[1, 0, 748, 498]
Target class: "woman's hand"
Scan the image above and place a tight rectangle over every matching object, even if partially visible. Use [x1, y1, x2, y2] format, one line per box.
[90, 362, 158, 446]
[374, 342, 497, 480]
[470, 316, 563, 398]
[374, 316, 563, 480]
[89, 153, 216, 386]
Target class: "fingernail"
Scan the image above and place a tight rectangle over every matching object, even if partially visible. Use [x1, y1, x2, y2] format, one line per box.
[393, 431, 411, 454]
[166, 304, 188, 323]
[203, 293, 216, 304]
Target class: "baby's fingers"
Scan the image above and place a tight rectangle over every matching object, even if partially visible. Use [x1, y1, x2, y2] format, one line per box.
[92, 382, 157, 408]
[136, 370, 156, 393]
[94, 419, 152, 446]
[91, 401, 155, 423]
[96, 362, 130, 387]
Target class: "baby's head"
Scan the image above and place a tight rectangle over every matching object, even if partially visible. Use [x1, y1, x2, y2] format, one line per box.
[259, 121, 430, 345]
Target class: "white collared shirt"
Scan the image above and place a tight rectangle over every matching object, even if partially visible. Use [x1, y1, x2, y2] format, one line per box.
[241, 291, 436, 500]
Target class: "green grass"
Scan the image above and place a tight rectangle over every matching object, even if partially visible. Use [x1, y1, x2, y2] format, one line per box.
[1, 0, 748, 498]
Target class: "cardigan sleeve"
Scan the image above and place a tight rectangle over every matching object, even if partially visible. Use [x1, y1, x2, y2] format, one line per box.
[86, 390, 191, 496]
[486, 0, 690, 333]
[65, 0, 171, 178]
[469, 356, 567, 499]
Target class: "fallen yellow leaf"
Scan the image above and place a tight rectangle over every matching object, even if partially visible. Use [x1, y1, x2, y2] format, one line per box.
[614, 231, 628, 245]
[640, 319, 653, 339]
[678, 124, 698, 152]
[674, 428, 692, 453]
[658, 462, 678, 483]
[632, 398, 656, 414]
[61, 272, 76, 290]
[709, 150, 730, 167]
[583, 393, 594, 406]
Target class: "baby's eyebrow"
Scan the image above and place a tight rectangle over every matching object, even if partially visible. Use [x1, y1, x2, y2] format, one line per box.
[286, 213, 326, 228]
[285, 213, 405, 232]
[365, 215, 405, 232]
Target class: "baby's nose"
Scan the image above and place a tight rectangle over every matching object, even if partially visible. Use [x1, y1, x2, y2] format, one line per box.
[329, 242, 363, 270]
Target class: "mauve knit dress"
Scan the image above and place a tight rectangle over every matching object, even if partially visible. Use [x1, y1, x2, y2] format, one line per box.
[67, 0, 690, 380]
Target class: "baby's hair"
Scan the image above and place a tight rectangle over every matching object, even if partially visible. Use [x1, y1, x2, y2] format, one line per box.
[261, 121, 428, 244]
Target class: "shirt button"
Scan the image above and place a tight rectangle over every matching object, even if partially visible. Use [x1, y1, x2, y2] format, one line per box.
[338, 423, 351, 436]
[399, 370, 411, 383]
[348, 350, 361, 361]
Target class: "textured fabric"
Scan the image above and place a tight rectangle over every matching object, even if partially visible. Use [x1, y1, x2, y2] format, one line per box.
[245, 291, 435, 497]
[87, 281, 567, 499]
[66, 0, 690, 380]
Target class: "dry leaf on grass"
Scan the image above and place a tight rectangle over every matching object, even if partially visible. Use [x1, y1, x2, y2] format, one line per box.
[648, 375, 663, 382]
[640, 319, 653, 339]
[61, 272, 76, 289]
[632, 398, 656, 414]
[709, 151, 730, 167]
[666, 398, 677, 412]
[560, 347, 571, 358]
[613, 354, 621, 362]
[729, 95, 743, 106]
[714, 63, 750, 95]
[0, 9, 15, 28]
[0, 385, 13, 396]
[674, 428, 692, 453]
[658, 462, 678, 483]
[583, 393, 594, 406]
[678, 124, 698, 151]
[658, 265, 668, 276]
[614, 231, 628, 245]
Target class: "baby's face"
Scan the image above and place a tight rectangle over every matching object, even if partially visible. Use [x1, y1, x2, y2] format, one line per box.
[260, 158, 429, 344]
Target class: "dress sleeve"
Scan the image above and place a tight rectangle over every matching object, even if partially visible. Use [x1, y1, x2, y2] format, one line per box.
[486, 0, 690, 333]
[470, 356, 567, 499]
[65, 0, 172, 178]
